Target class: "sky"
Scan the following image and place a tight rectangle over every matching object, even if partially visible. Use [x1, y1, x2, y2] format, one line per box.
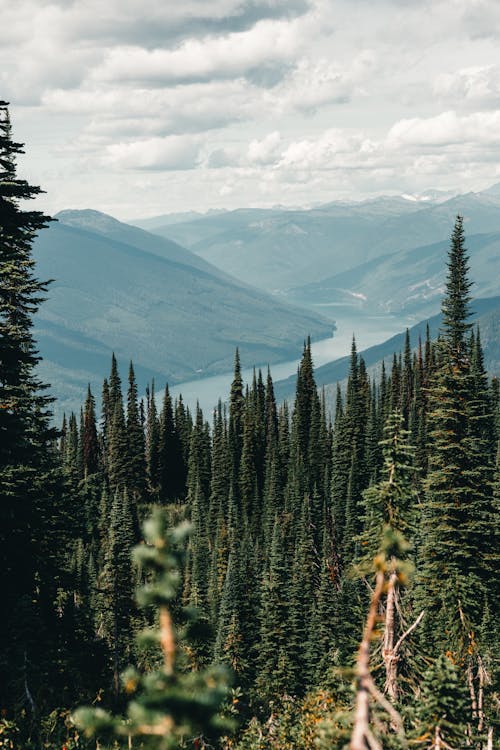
[2, 0, 500, 220]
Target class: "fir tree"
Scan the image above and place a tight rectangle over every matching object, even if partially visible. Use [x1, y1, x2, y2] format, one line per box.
[229, 348, 245, 490]
[411, 655, 470, 750]
[146, 381, 161, 498]
[126, 362, 146, 501]
[158, 384, 184, 502]
[74, 510, 233, 749]
[0, 101, 64, 714]
[83, 384, 100, 479]
[101, 488, 136, 697]
[256, 518, 294, 701]
[416, 218, 496, 741]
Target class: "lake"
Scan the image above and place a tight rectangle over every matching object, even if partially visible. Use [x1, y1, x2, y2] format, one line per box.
[168, 313, 412, 416]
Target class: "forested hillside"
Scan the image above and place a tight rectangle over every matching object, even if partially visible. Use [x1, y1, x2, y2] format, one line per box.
[141, 192, 500, 295]
[1, 103, 498, 750]
[272, 295, 500, 406]
[32, 210, 332, 418]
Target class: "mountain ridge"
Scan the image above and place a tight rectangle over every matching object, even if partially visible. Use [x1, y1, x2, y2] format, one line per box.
[33, 214, 333, 417]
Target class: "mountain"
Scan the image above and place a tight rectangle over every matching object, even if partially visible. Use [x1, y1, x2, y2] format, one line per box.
[136, 190, 500, 294]
[132, 208, 228, 231]
[273, 296, 500, 406]
[287, 230, 500, 320]
[33, 212, 332, 417]
[55, 209, 233, 279]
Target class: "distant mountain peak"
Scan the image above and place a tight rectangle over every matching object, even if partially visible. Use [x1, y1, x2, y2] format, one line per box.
[55, 208, 124, 233]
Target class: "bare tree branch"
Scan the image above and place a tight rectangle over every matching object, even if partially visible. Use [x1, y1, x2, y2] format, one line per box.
[393, 610, 425, 656]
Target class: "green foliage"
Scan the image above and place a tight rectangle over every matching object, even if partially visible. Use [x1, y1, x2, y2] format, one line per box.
[3, 194, 499, 750]
[417, 216, 496, 664]
[410, 655, 471, 749]
[0, 99, 70, 724]
[74, 509, 233, 749]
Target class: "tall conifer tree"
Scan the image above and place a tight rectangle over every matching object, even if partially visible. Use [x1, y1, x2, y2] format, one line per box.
[0, 101, 65, 714]
[416, 217, 496, 741]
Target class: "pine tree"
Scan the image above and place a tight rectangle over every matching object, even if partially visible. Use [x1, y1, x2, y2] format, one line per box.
[0, 101, 64, 714]
[146, 381, 161, 498]
[289, 494, 317, 693]
[126, 362, 146, 501]
[293, 338, 320, 473]
[158, 384, 184, 502]
[416, 217, 496, 739]
[101, 488, 136, 697]
[107, 396, 129, 494]
[411, 655, 470, 749]
[358, 410, 419, 703]
[83, 384, 100, 479]
[256, 518, 294, 701]
[74, 510, 232, 749]
[229, 348, 245, 491]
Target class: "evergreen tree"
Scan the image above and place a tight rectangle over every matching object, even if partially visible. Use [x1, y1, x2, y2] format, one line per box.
[256, 518, 294, 701]
[0, 101, 64, 715]
[411, 655, 470, 749]
[158, 384, 184, 502]
[416, 217, 496, 737]
[83, 384, 100, 479]
[146, 381, 161, 498]
[101, 488, 136, 697]
[108, 396, 129, 494]
[126, 362, 146, 501]
[228, 348, 245, 490]
[74, 510, 232, 749]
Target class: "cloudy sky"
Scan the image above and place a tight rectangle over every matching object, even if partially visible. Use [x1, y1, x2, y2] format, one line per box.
[2, 0, 500, 219]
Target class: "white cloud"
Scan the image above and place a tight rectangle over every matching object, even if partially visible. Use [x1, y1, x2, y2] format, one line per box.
[92, 18, 302, 86]
[434, 65, 500, 108]
[278, 130, 375, 170]
[4, 0, 500, 215]
[43, 79, 256, 136]
[387, 110, 500, 148]
[103, 135, 202, 170]
[268, 51, 377, 113]
[247, 131, 282, 164]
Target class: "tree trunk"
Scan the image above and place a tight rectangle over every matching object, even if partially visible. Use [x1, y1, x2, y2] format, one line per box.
[434, 725, 441, 750]
[383, 571, 398, 702]
[350, 571, 385, 750]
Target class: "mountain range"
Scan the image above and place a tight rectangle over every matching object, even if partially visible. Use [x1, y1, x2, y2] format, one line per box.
[134, 186, 500, 300]
[34, 184, 500, 418]
[33, 211, 332, 417]
[286, 229, 500, 319]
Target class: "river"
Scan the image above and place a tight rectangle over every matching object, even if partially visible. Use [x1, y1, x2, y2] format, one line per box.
[168, 313, 411, 416]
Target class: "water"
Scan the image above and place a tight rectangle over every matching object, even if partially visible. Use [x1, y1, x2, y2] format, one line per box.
[168, 314, 410, 416]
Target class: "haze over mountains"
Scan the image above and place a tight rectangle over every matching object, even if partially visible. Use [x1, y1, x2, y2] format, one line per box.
[136, 185, 500, 319]
[34, 184, 500, 416]
[288, 230, 500, 319]
[33, 211, 332, 416]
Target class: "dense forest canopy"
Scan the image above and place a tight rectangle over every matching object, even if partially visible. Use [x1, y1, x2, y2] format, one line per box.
[1, 103, 498, 750]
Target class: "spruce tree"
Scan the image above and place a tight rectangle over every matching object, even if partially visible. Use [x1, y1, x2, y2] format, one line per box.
[101, 488, 136, 698]
[416, 217, 496, 738]
[228, 348, 245, 491]
[74, 510, 232, 749]
[83, 384, 100, 479]
[146, 381, 161, 498]
[126, 362, 146, 501]
[256, 518, 294, 701]
[158, 384, 184, 502]
[0, 101, 64, 714]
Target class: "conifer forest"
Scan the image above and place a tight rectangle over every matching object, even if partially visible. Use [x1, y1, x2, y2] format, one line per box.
[1, 100, 499, 750]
